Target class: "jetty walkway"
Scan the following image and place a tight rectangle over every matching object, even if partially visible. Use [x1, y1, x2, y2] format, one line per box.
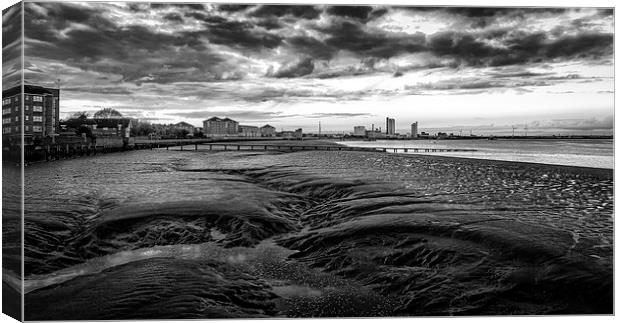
[11, 139, 477, 164]
[134, 141, 477, 154]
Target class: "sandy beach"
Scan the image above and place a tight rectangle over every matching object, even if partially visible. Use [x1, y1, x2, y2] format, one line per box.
[12, 143, 612, 319]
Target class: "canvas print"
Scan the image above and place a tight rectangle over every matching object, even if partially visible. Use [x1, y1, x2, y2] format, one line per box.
[2, 1, 614, 320]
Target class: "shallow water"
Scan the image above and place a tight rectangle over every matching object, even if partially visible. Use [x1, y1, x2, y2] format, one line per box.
[14, 148, 613, 318]
[338, 139, 613, 169]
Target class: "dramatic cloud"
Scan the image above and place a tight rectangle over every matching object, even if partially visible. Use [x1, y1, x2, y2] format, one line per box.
[10, 2, 613, 133]
[2, 3, 22, 89]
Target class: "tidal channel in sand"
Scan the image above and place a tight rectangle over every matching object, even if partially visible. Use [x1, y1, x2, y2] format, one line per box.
[7, 144, 612, 319]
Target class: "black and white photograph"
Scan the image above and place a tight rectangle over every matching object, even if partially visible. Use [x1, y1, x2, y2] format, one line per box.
[1, 0, 615, 320]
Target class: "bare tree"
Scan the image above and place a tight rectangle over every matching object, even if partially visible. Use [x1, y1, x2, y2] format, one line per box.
[93, 107, 123, 119]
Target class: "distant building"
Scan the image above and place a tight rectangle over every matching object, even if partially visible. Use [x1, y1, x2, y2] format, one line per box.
[366, 129, 386, 139]
[411, 122, 418, 138]
[278, 128, 303, 139]
[353, 126, 366, 136]
[260, 124, 276, 137]
[2, 84, 60, 145]
[203, 117, 238, 136]
[238, 125, 260, 137]
[174, 121, 195, 133]
[86, 118, 132, 138]
[386, 117, 395, 135]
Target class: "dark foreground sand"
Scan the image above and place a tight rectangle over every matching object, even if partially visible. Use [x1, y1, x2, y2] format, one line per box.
[19, 146, 613, 319]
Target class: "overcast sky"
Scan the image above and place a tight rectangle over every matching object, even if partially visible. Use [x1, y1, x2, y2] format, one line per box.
[3, 2, 614, 134]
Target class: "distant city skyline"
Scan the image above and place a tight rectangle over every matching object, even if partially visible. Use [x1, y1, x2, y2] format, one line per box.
[3, 2, 613, 135]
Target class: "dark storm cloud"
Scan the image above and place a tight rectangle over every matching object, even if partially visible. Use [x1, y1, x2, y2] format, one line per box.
[22, 3, 615, 89]
[424, 30, 614, 67]
[428, 32, 500, 65]
[3, 3, 23, 90]
[597, 8, 613, 16]
[545, 33, 613, 58]
[23, 3, 286, 85]
[255, 18, 284, 30]
[319, 21, 426, 59]
[2, 3, 21, 51]
[444, 7, 514, 17]
[150, 3, 204, 10]
[163, 13, 184, 23]
[250, 5, 322, 20]
[324, 6, 388, 21]
[287, 36, 335, 60]
[199, 19, 283, 49]
[183, 12, 284, 49]
[326, 6, 373, 20]
[217, 4, 254, 12]
[272, 58, 315, 78]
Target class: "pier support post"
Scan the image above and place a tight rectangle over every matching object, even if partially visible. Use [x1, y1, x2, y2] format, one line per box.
[195, 144, 198, 150]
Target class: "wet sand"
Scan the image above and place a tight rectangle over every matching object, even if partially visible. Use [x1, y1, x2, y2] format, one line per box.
[17, 146, 613, 319]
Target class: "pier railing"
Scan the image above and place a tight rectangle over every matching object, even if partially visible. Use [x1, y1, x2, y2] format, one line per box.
[7, 140, 477, 164]
[133, 142, 477, 153]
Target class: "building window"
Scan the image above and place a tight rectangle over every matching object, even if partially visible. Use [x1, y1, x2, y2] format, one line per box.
[2, 108, 10, 115]
[26, 125, 30, 131]
[15, 116, 19, 122]
[2, 98, 10, 105]
[25, 95, 30, 101]
[2, 118, 10, 124]
[14, 107, 18, 112]
[33, 106, 43, 112]
[32, 95, 43, 102]
[33, 116, 43, 122]
[33, 126, 42, 132]
[25, 115, 29, 121]
[3, 127, 10, 134]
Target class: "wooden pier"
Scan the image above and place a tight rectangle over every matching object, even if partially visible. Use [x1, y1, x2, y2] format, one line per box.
[136, 142, 477, 154]
[10, 139, 477, 164]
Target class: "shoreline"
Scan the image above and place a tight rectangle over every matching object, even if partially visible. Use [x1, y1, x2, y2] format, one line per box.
[392, 152, 613, 175]
[211, 140, 614, 175]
